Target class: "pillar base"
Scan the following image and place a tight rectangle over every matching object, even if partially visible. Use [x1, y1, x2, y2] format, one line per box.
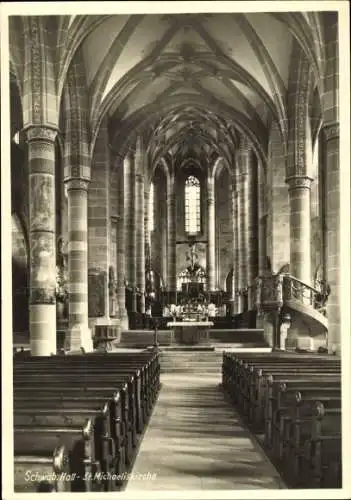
[65, 325, 93, 353]
[119, 310, 129, 331]
[30, 304, 56, 356]
[259, 313, 274, 348]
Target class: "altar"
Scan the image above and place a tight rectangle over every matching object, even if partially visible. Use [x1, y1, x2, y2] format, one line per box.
[166, 321, 214, 345]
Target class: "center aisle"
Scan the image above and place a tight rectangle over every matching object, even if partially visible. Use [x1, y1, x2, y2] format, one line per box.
[126, 372, 285, 491]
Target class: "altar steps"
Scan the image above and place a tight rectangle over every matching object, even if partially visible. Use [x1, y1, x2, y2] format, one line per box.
[120, 328, 268, 349]
[160, 350, 223, 374]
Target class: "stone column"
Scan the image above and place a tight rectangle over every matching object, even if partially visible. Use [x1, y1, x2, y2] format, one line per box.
[286, 176, 312, 283]
[131, 154, 137, 313]
[167, 176, 177, 294]
[237, 147, 250, 289]
[144, 184, 151, 266]
[26, 126, 57, 356]
[207, 175, 216, 291]
[160, 183, 168, 286]
[257, 158, 267, 273]
[65, 178, 92, 351]
[124, 152, 137, 312]
[135, 172, 145, 313]
[234, 184, 243, 313]
[247, 153, 259, 308]
[236, 140, 250, 312]
[230, 182, 238, 314]
[124, 153, 133, 286]
[323, 123, 340, 353]
[117, 167, 128, 330]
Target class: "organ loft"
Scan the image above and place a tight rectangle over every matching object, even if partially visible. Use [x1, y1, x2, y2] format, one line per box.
[5, 5, 347, 495]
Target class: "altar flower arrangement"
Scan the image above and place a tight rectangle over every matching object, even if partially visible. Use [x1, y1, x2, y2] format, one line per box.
[169, 304, 177, 320]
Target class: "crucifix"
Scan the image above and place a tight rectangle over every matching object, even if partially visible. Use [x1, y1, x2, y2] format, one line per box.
[187, 242, 198, 270]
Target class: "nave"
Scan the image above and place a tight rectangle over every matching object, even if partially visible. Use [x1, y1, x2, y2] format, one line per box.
[13, 347, 341, 493]
[127, 371, 284, 490]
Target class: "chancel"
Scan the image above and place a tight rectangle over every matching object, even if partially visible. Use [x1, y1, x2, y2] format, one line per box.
[6, 4, 346, 495]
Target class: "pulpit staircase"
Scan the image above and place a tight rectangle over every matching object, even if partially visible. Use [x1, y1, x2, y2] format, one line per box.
[282, 275, 328, 348]
[256, 273, 328, 350]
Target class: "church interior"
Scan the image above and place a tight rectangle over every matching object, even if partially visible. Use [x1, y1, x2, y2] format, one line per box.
[7, 8, 346, 494]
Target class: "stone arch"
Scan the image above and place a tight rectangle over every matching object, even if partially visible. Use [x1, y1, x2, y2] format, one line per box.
[22, 17, 58, 128]
[96, 95, 268, 168]
[60, 49, 91, 181]
[286, 40, 315, 179]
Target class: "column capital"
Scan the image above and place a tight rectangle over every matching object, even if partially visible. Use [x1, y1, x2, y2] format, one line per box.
[237, 135, 251, 153]
[23, 125, 58, 143]
[64, 178, 90, 192]
[285, 175, 313, 190]
[236, 163, 248, 179]
[64, 166, 91, 182]
[323, 121, 339, 141]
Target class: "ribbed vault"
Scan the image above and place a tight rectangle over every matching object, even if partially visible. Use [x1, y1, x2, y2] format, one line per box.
[9, 11, 325, 179]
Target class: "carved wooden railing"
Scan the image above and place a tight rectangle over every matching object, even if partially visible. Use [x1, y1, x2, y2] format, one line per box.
[253, 273, 328, 318]
[283, 274, 328, 317]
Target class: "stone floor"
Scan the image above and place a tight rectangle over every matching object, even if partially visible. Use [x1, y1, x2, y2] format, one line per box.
[126, 373, 285, 491]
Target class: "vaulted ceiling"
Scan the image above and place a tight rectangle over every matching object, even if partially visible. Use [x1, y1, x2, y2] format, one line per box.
[82, 13, 295, 164]
[10, 12, 324, 172]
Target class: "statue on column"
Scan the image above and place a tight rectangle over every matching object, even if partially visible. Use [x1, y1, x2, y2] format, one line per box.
[108, 266, 118, 318]
[279, 313, 291, 351]
[56, 236, 68, 322]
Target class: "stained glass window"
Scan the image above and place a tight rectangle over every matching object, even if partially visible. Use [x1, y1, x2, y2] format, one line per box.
[185, 175, 200, 234]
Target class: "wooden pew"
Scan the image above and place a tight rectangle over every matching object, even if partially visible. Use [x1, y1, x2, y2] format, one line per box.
[13, 391, 126, 486]
[221, 351, 341, 489]
[244, 367, 339, 433]
[271, 384, 341, 461]
[14, 444, 70, 492]
[14, 381, 134, 475]
[14, 355, 160, 422]
[284, 394, 341, 487]
[308, 401, 342, 488]
[263, 372, 340, 443]
[13, 355, 158, 481]
[14, 369, 143, 438]
[222, 354, 340, 426]
[14, 418, 99, 492]
[13, 403, 116, 492]
[13, 351, 160, 492]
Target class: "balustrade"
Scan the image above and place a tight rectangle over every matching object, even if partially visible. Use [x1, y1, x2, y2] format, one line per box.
[253, 273, 328, 318]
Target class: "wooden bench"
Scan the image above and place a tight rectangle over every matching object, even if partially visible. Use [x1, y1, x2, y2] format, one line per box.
[221, 351, 341, 489]
[285, 395, 341, 487]
[15, 354, 160, 419]
[14, 418, 100, 492]
[14, 444, 70, 492]
[271, 384, 341, 461]
[13, 351, 160, 492]
[13, 391, 126, 487]
[14, 380, 135, 475]
[13, 402, 117, 491]
[14, 366, 148, 435]
[308, 402, 342, 488]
